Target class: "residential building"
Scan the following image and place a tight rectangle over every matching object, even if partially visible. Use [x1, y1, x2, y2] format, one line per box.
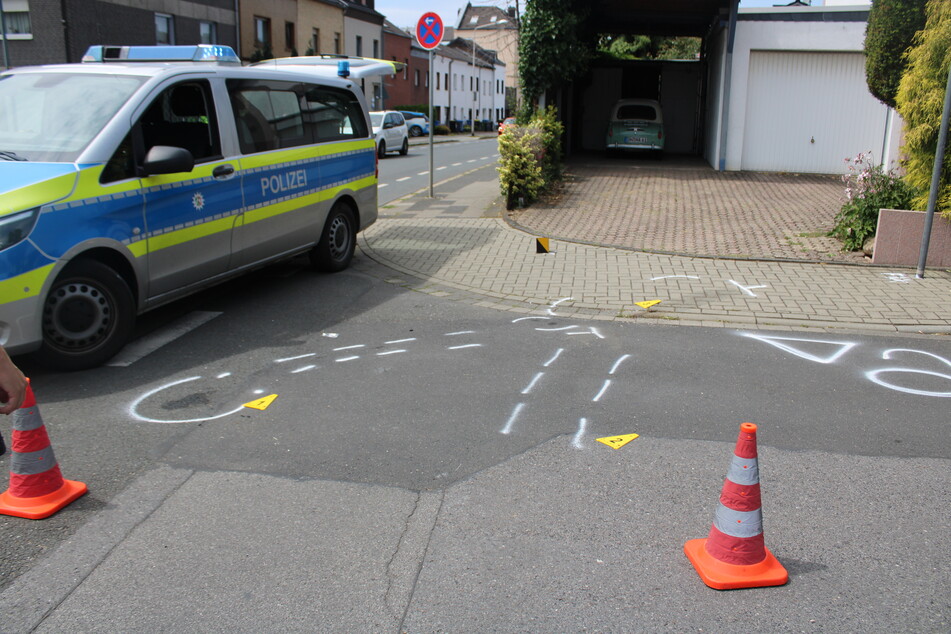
[0, 0, 237, 67]
[299, 0, 345, 56]
[432, 37, 505, 130]
[341, 0, 384, 109]
[382, 21, 428, 109]
[456, 3, 519, 115]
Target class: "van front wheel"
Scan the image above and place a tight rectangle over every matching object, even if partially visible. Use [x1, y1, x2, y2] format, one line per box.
[36, 260, 135, 370]
[310, 202, 356, 272]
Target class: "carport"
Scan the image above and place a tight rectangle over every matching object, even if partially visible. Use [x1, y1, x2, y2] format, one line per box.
[551, 1, 892, 175]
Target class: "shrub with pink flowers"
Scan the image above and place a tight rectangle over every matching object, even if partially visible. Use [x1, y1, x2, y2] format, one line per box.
[829, 151, 917, 251]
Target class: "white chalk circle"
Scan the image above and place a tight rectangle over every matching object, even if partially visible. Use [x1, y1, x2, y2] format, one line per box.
[129, 376, 246, 423]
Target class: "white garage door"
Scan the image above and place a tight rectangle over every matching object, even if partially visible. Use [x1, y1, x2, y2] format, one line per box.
[742, 51, 889, 174]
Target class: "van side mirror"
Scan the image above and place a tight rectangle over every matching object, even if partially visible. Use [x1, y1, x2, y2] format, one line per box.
[142, 146, 194, 176]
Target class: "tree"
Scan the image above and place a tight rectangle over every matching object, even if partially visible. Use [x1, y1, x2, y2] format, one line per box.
[865, 0, 928, 108]
[518, 0, 592, 112]
[896, 0, 951, 215]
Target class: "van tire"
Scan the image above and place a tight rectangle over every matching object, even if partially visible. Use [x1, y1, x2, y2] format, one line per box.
[310, 201, 356, 273]
[377, 141, 386, 158]
[35, 259, 135, 370]
[399, 138, 409, 156]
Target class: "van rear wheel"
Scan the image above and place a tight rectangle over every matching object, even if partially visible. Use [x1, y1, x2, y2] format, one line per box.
[36, 259, 135, 370]
[310, 201, 356, 272]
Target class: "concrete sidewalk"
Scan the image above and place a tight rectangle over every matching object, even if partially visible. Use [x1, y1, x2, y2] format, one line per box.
[358, 160, 951, 335]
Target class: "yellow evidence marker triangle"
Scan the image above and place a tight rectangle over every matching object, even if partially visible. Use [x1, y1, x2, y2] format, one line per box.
[596, 433, 640, 449]
[243, 394, 278, 410]
[635, 300, 662, 310]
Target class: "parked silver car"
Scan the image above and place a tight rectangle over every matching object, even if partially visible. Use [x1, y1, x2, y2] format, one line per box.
[369, 111, 409, 157]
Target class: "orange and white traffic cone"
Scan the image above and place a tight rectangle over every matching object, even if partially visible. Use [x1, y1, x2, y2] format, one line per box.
[684, 422, 788, 589]
[0, 380, 87, 519]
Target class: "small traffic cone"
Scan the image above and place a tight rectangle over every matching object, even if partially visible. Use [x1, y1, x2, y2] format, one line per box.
[684, 422, 787, 589]
[0, 380, 87, 519]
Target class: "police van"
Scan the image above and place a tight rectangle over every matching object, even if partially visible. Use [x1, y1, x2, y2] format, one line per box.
[0, 45, 389, 370]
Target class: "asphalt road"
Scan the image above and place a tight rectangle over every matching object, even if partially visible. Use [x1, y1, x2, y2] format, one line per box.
[1, 155, 949, 630]
[378, 135, 499, 203]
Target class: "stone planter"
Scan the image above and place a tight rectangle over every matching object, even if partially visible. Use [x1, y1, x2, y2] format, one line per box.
[872, 208, 951, 267]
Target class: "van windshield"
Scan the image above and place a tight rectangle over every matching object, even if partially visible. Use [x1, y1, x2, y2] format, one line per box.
[0, 72, 146, 162]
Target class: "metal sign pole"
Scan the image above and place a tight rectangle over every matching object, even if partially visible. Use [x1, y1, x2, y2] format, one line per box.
[429, 49, 434, 197]
[916, 60, 951, 279]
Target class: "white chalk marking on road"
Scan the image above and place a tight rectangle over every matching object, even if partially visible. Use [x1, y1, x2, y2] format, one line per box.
[445, 330, 476, 336]
[107, 311, 221, 366]
[512, 316, 547, 322]
[567, 327, 605, 339]
[448, 343, 482, 350]
[742, 333, 856, 365]
[650, 275, 700, 281]
[543, 348, 564, 367]
[253, 389, 264, 394]
[377, 349, 406, 356]
[333, 344, 365, 351]
[129, 376, 244, 424]
[396, 176, 412, 182]
[276, 352, 316, 363]
[572, 418, 588, 449]
[385, 338, 417, 344]
[536, 326, 578, 332]
[609, 354, 631, 375]
[547, 297, 573, 315]
[335, 355, 360, 363]
[216, 372, 231, 379]
[291, 365, 316, 373]
[727, 280, 768, 297]
[501, 403, 525, 435]
[521, 372, 545, 394]
[592, 379, 612, 402]
[322, 332, 339, 338]
[883, 272, 912, 283]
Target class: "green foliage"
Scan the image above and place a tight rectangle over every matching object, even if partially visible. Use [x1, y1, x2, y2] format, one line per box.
[596, 35, 701, 61]
[896, 0, 951, 216]
[497, 107, 565, 208]
[829, 152, 916, 250]
[248, 43, 274, 63]
[498, 126, 544, 209]
[518, 0, 592, 108]
[865, 0, 928, 108]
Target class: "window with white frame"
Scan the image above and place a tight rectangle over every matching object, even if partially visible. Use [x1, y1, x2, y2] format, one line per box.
[155, 13, 175, 45]
[254, 16, 270, 49]
[0, 0, 31, 38]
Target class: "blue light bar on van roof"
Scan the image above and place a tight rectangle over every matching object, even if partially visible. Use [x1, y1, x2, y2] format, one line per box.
[82, 45, 241, 64]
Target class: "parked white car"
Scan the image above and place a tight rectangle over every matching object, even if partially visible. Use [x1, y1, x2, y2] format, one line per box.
[369, 111, 409, 158]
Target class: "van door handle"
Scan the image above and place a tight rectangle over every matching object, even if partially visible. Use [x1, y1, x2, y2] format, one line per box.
[213, 164, 235, 179]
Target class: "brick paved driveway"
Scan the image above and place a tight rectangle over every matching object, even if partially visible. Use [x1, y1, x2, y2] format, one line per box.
[507, 155, 866, 264]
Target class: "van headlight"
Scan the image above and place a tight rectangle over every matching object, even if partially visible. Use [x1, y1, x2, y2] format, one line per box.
[0, 208, 39, 251]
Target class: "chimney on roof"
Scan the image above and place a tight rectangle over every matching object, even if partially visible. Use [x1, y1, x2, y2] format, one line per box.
[507, 7, 516, 18]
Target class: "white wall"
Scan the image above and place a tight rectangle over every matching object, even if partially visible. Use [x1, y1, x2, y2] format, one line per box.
[345, 17, 383, 110]
[432, 49, 505, 126]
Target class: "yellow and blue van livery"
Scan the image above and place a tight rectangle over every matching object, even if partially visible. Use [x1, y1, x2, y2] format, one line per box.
[0, 45, 379, 369]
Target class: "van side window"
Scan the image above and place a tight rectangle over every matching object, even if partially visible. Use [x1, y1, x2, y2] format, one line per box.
[228, 79, 306, 154]
[139, 81, 221, 163]
[303, 86, 369, 142]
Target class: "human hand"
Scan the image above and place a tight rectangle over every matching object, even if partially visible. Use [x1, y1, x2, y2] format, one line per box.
[0, 346, 27, 415]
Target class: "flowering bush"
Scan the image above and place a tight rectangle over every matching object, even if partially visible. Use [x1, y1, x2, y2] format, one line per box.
[829, 151, 916, 251]
[497, 107, 564, 209]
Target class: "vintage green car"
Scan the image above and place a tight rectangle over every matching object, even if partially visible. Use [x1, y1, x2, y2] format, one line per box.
[605, 99, 664, 158]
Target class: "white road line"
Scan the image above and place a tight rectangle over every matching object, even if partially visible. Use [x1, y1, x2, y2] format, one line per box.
[543, 348, 564, 367]
[609, 354, 631, 375]
[466, 159, 476, 163]
[385, 338, 417, 344]
[521, 372, 545, 394]
[452, 162, 462, 166]
[418, 171, 429, 176]
[572, 418, 588, 449]
[437, 166, 447, 170]
[501, 403, 525, 435]
[396, 176, 412, 182]
[448, 343, 482, 350]
[291, 365, 317, 373]
[377, 349, 406, 356]
[445, 330, 475, 336]
[107, 311, 221, 367]
[379, 183, 389, 188]
[592, 379, 612, 402]
[335, 356, 360, 362]
[275, 353, 316, 363]
[334, 344, 365, 351]
[480, 156, 490, 160]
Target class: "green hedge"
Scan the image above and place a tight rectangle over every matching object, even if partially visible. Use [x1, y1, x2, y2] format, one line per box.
[498, 106, 564, 209]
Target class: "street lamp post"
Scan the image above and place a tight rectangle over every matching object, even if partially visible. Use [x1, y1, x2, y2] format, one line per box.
[469, 20, 506, 136]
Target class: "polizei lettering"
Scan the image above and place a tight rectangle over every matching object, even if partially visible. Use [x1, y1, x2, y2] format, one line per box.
[261, 169, 308, 197]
